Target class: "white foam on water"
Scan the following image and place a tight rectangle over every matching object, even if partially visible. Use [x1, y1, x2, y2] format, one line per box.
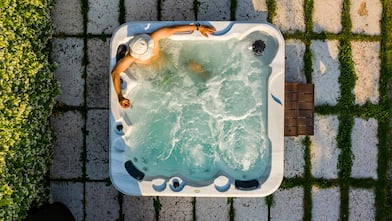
[123, 31, 276, 182]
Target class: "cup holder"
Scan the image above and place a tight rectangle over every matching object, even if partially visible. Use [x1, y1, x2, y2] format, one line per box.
[214, 176, 230, 192]
[152, 179, 167, 192]
[169, 177, 185, 192]
[114, 121, 125, 135]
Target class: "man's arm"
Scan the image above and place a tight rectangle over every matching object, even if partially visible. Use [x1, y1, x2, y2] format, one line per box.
[151, 24, 215, 40]
[111, 55, 135, 108]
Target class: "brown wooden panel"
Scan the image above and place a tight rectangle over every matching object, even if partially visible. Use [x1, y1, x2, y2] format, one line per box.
[298, 84, 314, 92]
[285, 126, 298, 136]
[298, 125, 314, 135]
[285, 118, 298, 126]
[285, 82, 298, 92]
[284, 83, 314, 136]
[285, 92, 298, 101]
[298, 102, 314, 110]
[298, 110, 313, 118]
[297, 93, 313, 102]
[297, 117, 314, 126]
[286, 101, 298, 109]
[285, 110, 297, 118]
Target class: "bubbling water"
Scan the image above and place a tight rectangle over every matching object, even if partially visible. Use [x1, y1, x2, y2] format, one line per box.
[124, 31, 276, 183]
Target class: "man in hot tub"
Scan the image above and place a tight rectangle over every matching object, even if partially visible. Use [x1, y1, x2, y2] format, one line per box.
[111, 24, 216, 109]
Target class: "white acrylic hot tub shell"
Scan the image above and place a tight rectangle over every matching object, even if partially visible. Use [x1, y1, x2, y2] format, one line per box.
[109, 21, 284, 197]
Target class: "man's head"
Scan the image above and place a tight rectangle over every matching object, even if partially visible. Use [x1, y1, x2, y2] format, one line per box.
[128, 34, 154, 61]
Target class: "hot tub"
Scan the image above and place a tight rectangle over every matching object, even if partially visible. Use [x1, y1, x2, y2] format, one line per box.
[109, 21, 284, 197]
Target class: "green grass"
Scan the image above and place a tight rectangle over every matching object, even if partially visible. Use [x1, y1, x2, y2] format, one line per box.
[153, 196, 162, 220]
[266, 0, 276, 23]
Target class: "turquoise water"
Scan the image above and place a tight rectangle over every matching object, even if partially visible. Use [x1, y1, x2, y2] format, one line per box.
[124, 31, 277, 184]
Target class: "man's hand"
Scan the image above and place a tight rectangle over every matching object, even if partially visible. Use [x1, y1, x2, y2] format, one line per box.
[199, 25, 216, 37]
[119, 97, 131, 109]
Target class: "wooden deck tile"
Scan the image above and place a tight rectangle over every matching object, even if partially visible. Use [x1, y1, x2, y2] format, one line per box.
[284, 83, 314, 136]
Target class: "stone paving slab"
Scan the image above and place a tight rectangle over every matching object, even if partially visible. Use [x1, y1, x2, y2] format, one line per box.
[50, 181, 84, 221]
[273, 0, 305, 33]
[50, 111, 84, 179]
[349, 188, 376, 220]
[86, 109, 109, 180]
[312, 0, 343, 34]
[311, 187, 340, 221]
[125, 0, 158, 21]
[311, 40, 341, 106]
[351, 40, 381, 105]
[197, 0, 231, 21]
[51, 38, 85, 106]
[351, 118, 378, 179]
[350, 0, 382, 35]
[161, 0, 195, 21]
[85, 182, 120, 221]
[311, 114, 340, 179]
[159, 197, 194, 221]
[271, 187, 304, 221]
[233, 198, 268, 221]
[87, 38, 110, 108]
[87, 0, 119, 34]
[195, 198, 230, 221]
[51, 0, 84, 35]
[285, 39, 306, 83]
[122, 196, 156, 221]
[236, 0, 268, 21]
[284, 137, 305, 178]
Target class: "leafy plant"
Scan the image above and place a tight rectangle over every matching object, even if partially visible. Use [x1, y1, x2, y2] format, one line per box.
[0, 0, 59, 220]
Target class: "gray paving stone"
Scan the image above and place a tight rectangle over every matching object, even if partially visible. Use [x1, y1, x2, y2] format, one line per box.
[388, 160, 392, 181]
[85, 182, 120, 221]
[311, 114, 340, 179]
[351, 41, 381, 105]
[236, 0, 268, 21]
[388, 187, 392, 219]
[349, 188, 376, 221]
[350, 0, 382, 35]
[161, 0, 195, 21]
[271, 187, 304, 221]
[389, 114, 392, 181]
[234, 198, 268, 221]
[351, 118, 378, 179]
[122, 196, 155, 221]
[50, 181, 84, 221]
[86, 109, 109, 180]
[311, 40, 341, 106]
[51, 0, 83, 35]
[159, 197, 193, 221]
[52, 37, 85, 106]
[284, 137, 305, 178]
[285, 39, 306, 83]
[273, 0, 305, 33]
[195, 198, 230, 221]
[197, 0, 231, 21]
[87, 0, 119, 34]
[312, 0, 343, 34]
[125, 0, 158, 21]
[311, 187, 340, 221]
[50, 111, 84, 179]
[87, 38, 109, 108]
